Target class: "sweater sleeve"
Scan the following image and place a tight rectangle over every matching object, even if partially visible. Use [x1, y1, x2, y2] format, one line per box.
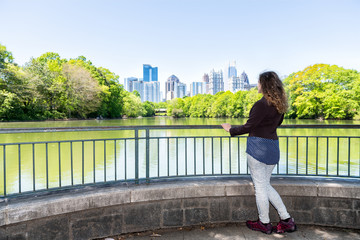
[229, 100, 267, 137]
[278, 114, 284, 126]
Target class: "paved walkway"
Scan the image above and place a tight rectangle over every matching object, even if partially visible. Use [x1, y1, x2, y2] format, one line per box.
[102, 224, 360, 240]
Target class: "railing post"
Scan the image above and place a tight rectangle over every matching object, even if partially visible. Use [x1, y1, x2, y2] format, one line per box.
[135, 129, 139, 184]
[3, 145, 6, 196]
[18, 144, 21, 193]
[146, 128, 150, 183]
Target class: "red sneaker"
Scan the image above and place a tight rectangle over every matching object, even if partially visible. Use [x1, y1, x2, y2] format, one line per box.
[246, 219, 273, 234]
[273, 218, 297, 233]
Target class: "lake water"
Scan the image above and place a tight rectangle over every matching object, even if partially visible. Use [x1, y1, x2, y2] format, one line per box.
[1, 117, 359, 195]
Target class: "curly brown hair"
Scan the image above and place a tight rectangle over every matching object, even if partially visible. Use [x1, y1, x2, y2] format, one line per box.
[259, 71, 288, 114]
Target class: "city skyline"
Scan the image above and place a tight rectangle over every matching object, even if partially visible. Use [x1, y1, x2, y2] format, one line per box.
[1, 0, 359, 94]
[124, 63, 252, 96]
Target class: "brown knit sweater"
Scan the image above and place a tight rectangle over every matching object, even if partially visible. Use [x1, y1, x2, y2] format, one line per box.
[229, 97, 284, 140]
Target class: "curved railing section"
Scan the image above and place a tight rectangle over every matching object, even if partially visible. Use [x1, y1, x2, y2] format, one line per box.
[1, 125, 359, 197]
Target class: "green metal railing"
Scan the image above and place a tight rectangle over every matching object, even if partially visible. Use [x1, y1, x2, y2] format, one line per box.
[0, 125, 359, 197]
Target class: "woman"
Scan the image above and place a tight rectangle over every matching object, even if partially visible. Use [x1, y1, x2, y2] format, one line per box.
[221, 71, 296, 234]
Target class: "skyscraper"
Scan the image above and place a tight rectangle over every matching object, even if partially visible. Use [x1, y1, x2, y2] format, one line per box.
[123, 64, 161, 102]
[202, 73, 210, 94]
[165, 75, 180, 100]
[144, 81, 160, 102]
[229, 71, 251, 92]
[174, 82, 187, 99]
[143, 64, 158, 82]
[124, 77, 138, 92]
[229, 76, 242, 93]
[240, 71, 249, 85]
[228, 62, 237, 79]
[226, 62, 237, 92]
[209, 69, 224, 95]
[190, 82, 205, 96]
[141, 64, 160, 102]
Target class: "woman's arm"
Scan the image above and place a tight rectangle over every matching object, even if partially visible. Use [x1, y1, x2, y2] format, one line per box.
[227, 100, 267, 137]
[221, 123, 231, 132]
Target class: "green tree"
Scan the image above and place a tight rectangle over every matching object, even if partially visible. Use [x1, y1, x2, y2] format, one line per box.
[142, 101, 155, 117]
[123, 92, 144, 117]
[284, 64, 360, 119]
[0, 44, 14, 70]
[167, 98, 185, 117]
[62, 63, 102, 118]
[132, 90, 141, 98]
[209, 91, 233, 117]
[188, 94, 215, 117]
[154, 101, 167, 109]
[68, 57, 126, 118]
[24, 55, 66, 119]
[0, 90, 23, 121]
[229, 90, 247, 118]
[0, 45, 39, 120]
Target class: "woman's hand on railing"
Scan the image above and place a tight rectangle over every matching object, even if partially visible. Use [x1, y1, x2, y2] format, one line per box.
[221, 123, 231, 132]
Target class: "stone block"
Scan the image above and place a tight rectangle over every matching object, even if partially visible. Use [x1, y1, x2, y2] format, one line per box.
[34, 197, 89, 220]
[0, 223, 27, 240]
[313, 209, 336, 225]
[28, 216, 69, 240]
[357, 211, 360, 226]
[110, 214, 123, 236]
[71, 215, 113, 240]
[231, 208, 257, 222]
[184, 185, 225, 198]
[6, 197, 89, 225]
[185, 208, 209, 225]
[317, 182, 360, 199]
[163, 200, 182, 210]
[231, 196, 256, 209]
[6, 205, 40, 225]
[4, 234, 26, 240]
[70, 208, 106, 221]
[280, 196, 293, 209]
[318, 198, 352, 209]
[230, 197, 242, 208]
[88, 190, 131, 208]
[241, 196, 257, 208]
[290, 211, 313, 224]
[184, 198, 208, 208]
[291, 196, 315, 211]
[353, 200, 360, 210]
[131, 187, 184, 203]
[336, 210, 356, 227]
[0, 227, 6, 240]
[210, 198, 230, 222]
[269, 206, 279, 221]
[124, 203, 161, 233]
[272, 180, 317, 197]
[0, 211, 4, 227]
[163, 209, 183, 227]
[103, 206, 124, 217]
[225, 181, 254, 196]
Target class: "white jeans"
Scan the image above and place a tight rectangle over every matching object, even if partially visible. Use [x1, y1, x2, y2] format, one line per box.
[247, 154, 291, 223]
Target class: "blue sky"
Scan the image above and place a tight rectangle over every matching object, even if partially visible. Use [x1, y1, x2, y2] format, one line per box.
[1, 0, 359, 92]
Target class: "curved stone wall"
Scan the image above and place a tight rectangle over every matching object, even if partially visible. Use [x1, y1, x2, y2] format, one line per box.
[0, 176, 359, 240]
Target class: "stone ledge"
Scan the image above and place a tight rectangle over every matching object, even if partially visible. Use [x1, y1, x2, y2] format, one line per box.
[0, 176, 359, 227]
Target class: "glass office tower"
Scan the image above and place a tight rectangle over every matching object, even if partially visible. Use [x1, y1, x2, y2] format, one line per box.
[143, 64, 158, 82]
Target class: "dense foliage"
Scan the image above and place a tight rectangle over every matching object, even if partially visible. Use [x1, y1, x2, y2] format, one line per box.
[166, 89, 262, 118]
[1, 43, 360, 121]
[284, 64, 360, 119]
[0, 44, 155, 121]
